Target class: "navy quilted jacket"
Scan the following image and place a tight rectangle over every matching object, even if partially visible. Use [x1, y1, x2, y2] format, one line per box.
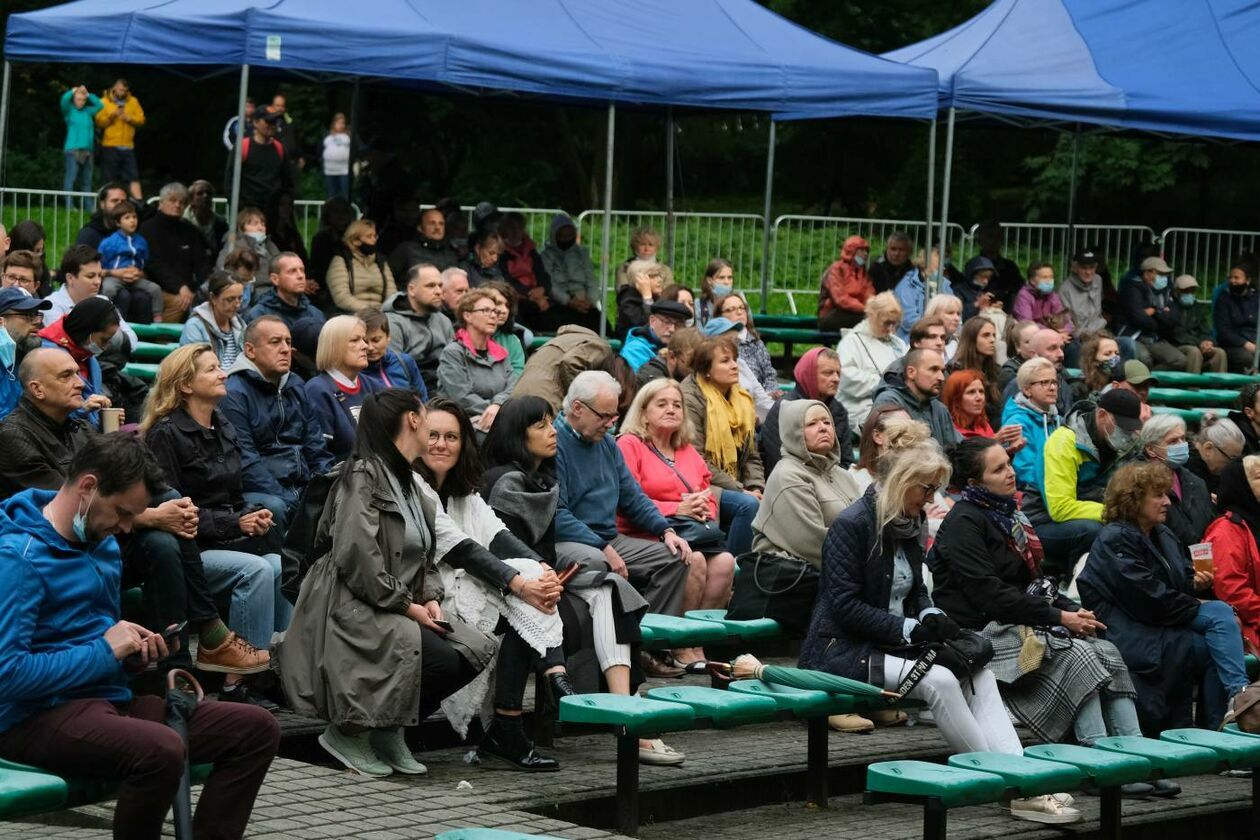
[799, 486, 934, 684]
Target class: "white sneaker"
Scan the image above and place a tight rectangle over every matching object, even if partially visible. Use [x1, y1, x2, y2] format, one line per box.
[1010, 795, 1081, 824]
[638, 738, 685, 766]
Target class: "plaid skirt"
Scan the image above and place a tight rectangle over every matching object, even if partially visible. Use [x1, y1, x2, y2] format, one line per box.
[981, 622, 1136, 744]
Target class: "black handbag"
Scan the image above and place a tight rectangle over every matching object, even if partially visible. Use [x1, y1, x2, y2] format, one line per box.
[643, 440, 726, 551]
[726, 551, 820, 636]
[941, 630, 995, 679]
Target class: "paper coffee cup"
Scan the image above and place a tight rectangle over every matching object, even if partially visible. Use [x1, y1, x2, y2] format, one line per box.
[101, 408, 124, 433]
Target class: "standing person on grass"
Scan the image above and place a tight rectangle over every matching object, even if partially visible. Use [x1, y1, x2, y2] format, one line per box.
[60, 85, 102, 202]
[322, 113, 352, 199]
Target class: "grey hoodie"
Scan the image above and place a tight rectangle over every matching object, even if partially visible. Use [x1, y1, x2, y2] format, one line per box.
[539, 214, 598, 305]
[382, 292, 454, 372]
[870, 378, 961, 450]
[751, 400, 860, 567]
[1058, 272, 1106, 335]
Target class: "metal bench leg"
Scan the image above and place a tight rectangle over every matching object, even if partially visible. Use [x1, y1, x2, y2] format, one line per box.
[806, 716, 829, 808]
[1252, 772, 1260, 834]
[616, 732, 640, 836]
[923, 798, 946, 840]
[1099, 785, 1121, 840]
[532, 672, 554, 748]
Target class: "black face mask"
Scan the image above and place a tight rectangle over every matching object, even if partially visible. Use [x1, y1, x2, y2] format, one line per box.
[359, 243, 377, 256]
[1230, 283, 1250, 296]
[556, 238, 576, 251]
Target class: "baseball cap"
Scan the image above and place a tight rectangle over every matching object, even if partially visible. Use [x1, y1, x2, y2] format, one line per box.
[1174, 274, 1199, 290]
[648, 300, 691, 323]
[1140, 256, 1173, 274]
[252, 106, 282, 123]
[0, 288, 51, 314]
[1072, 249, 1098, 264]
[1098, 388, 1144, 433]
[1122, 359, 1157, 387]
[700, 316, 741, 337]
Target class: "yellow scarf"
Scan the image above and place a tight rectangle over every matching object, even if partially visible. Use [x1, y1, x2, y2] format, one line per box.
[696, 374, 756, 476]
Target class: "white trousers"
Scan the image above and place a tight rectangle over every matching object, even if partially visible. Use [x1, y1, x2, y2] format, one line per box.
[881, 656, 1022, 755]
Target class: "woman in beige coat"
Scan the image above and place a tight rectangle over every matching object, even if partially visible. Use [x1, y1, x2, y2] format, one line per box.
[326, 218, 397, 313]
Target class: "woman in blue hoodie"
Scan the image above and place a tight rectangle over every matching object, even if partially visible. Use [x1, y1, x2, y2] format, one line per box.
[1001, 357, 1061, 495]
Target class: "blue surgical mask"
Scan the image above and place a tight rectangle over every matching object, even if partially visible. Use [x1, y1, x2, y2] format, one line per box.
[0, 326, 15, 370]
[712, 284, 732, 297]
[1178, 293, 1196, 307]
[1153, 274, 1170, 291]
[1036, 280, 1056, 295]
[71, 487, 97, 543]
[245, 231, 266, 244]
[86, 341, 104, 356]
[854, 255, 867, 268]
[1100, 355, 1119, 371]
[1165, 441, 1190, 467]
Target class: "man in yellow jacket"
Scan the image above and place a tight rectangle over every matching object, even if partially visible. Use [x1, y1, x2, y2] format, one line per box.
[94, 79, 146, 201]
[1023, 388, 1145, 584]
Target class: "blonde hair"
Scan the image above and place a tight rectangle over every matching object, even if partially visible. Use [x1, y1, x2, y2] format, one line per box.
[1016, 357, 1056, 392]
[141, 344, 214, 434]
[924, 293, 961, 321]
[864, 291, 902, 321]
[875, 442, 950, 534]
[316, 315, 366, 373]
[620, 378, 694, 451]
[342, 218, 376, 250]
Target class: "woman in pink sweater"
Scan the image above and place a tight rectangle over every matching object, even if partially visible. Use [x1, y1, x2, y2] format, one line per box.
[617, 378, 737, 671]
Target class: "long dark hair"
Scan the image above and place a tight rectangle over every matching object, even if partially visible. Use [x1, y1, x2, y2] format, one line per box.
[952, 315, 1001, 406]
[482, 396, 556, 475]
[353, 388, 424, 497]
[415, 396, 482, 504]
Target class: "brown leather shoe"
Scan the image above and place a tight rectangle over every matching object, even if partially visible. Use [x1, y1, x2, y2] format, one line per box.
[639, 651, 685, 679]
[196, 632, 270, 674]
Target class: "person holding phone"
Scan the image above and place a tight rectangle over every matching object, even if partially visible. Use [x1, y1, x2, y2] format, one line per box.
[142, 344, 291, 706]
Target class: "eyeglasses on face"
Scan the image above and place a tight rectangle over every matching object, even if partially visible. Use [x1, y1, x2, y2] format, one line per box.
[1030, 379, 1059, 388]
[468, 307, 498, 316]
[579, 400, 619, 423]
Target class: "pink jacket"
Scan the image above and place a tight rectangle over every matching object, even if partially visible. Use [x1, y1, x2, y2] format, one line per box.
[1012, 285, 1074, 336]
[616, 434, 718, 539]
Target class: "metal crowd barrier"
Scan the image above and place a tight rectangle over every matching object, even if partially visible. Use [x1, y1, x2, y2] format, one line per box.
[984, 223, 1157, 281]
[1161, 227, 1260, 298]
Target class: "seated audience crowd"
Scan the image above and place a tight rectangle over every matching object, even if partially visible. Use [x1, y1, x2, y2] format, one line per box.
[5, 196, 1260, 838]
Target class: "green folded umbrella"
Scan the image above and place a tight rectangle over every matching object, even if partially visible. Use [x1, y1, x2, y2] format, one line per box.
[729, 655, 893, 699]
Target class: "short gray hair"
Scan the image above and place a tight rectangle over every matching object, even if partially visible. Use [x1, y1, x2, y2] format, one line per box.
[1138, 413, 1185, 448]
[159, 182, 188, 202]
[625, 259, 661, 285]
[440, 266, 468, 288]
[1016, 357, 1056, 391]
[563, 370, 620, 414]
[1199, 412, 1246, 455]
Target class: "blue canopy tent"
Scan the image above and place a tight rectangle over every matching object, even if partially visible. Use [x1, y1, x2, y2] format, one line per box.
[3, 0, 939, 319]
[884, 0, 1260, 365]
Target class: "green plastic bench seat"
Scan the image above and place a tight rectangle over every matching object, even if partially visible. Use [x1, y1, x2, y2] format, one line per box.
[638, 613, 730, 647]
[1148, 387, 1239, 407]
[684, 609, 784, 641]
[1248, 654, 1259, 680]
[124, 362, 159, 382]
[1152, 406, 1209, 424]
[756, 314, 818, 329]
[866, 760, 1006, 808]
[947, 752, 1082, 798]
[1093, 735, 1219, 777]
[758, 327, 838, 344]
[729, 679, 857, 716]
[646, 685, 778, 728]
[131, 341, 176, 362]
[1023, 743, 1152, 787]
[1225, 722, 1260, 739]
[436, 831, 564, 840]
[131, 323, 184, 342]
[558, 694, 694, 736]
[1161, 728, 1260, 769]
[0, 766, 68, 818]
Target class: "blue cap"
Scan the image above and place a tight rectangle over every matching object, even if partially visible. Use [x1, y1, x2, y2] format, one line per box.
[701, 317, 740, 337]
[0, 288, 51, 314]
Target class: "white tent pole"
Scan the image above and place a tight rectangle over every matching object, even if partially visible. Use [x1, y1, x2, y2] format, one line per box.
[227, 64, 250, 235]
[924, 118, 936, 284]
[0, 62, 12, 190]
[665, 107, 676, 265]
[598, 103, 616, 338]
[936, 107, 956, 294]
[1066, 124, 1081, 265]
[759, 120, 776, 314]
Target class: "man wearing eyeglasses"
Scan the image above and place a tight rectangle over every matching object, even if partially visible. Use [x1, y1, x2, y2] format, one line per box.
[619, 300, 690, 373]
[553, 371, 692, 623]
[0, 289, 52, 420]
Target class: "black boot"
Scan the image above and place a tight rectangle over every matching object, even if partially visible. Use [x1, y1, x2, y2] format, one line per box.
[547, 671, 576, 699]
[479, 714, 559, 772]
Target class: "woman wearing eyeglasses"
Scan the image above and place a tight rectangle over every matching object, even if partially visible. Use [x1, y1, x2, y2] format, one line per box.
[1001, 357, 1062, 496]
[437, 288, 520, 436]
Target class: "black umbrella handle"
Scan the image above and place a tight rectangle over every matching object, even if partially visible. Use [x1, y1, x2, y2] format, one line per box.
[166, 668, 205, 702]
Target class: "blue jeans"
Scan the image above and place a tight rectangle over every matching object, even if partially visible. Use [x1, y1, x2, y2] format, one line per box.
[719, 488, 759, 556]
[201, 549, 285, 649]
[1190, 599, 1250, 727]
[63, 152, 93, 204]
[1031, 517, 1102, 583]
[1073, 693, 1142, 745]
[324, 174, 350, 199]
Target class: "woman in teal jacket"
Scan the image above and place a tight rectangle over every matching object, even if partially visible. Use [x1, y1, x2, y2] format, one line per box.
[60, 85, 103, 202]
[1000, 356, 1061, 494]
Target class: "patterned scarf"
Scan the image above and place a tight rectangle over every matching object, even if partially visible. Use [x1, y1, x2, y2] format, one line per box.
[960, 483, 1044, 578]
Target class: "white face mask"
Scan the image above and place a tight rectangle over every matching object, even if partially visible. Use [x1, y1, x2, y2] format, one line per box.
[72, 487, 97, 543]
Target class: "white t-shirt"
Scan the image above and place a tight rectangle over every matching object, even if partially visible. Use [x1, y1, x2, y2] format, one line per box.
[322, 133, 351, 176]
